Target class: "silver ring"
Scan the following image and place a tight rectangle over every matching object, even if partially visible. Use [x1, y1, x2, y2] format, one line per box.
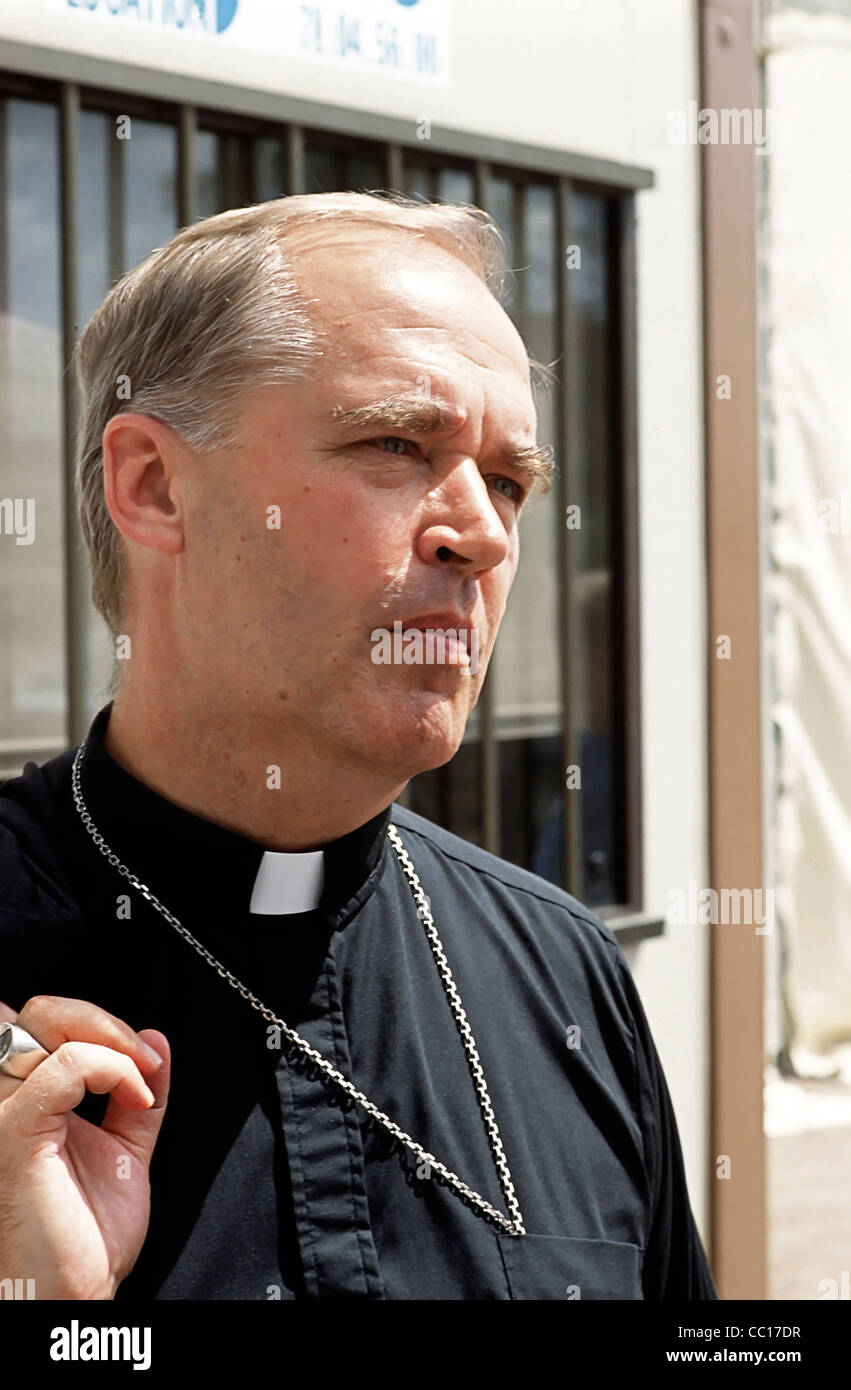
[0, 1023, 51, 1080]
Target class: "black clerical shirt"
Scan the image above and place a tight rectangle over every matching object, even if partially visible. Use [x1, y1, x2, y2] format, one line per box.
[0, 704, 717, 1300]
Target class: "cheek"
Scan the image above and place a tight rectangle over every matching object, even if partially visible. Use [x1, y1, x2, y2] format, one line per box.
[201, 475, 416, 619]
[295, 491, 412, 584]
[481, 551, 516, 608]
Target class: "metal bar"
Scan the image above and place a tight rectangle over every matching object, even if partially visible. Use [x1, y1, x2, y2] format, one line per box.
[285, 123, 305, 195]
[615, 193, 643, 912]
[107, 110, 124, 283]
[479, 676, 499, 856]
[0, 736, 69, 781]
[473, 159, 499, 856]
[510, 179, 531, 865]
[0, 736, 69, 757]
[0, 99, 7, 316]
[512, 178, 525, 317]
[275, 127, 288, 199]
[258, 125, 290, 201]
[238, 131, 254, 206]
[700, 0, 766, 1300]
[0, 98, 9, 728]
[599, 911, 666, 946]
[556, 177, 581, 894]
[59, 82, 88, 745]
[384, 141, 403, 192]
[216, 133, 227, 213]
[177, 103, 196, 225]
[0, 42, 655, 192]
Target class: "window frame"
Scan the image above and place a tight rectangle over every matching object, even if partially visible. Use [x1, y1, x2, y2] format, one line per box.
[0, 61, 658, 939]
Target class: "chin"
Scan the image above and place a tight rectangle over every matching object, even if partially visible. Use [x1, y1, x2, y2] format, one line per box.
[364, 688, 468, 775]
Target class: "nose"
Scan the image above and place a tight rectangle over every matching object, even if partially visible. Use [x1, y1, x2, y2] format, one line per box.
[416, 457, 512, 573]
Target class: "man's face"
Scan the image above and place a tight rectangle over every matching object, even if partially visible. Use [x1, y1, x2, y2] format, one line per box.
[178, 227, 539, 781]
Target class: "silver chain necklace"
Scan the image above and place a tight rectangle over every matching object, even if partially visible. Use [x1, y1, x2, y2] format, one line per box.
[71, 740, 526, 1238]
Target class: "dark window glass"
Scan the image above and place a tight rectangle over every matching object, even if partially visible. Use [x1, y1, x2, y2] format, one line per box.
[195, 128, 219, 219]
[304, 137, 383, 194]
[487, 178, 564, 886]
[402, 159, 434, 200]
[254, 137, 285, 201]
[0, 98, 64, 755]
[195, 130, 254, 216]
[123, 119, 178, 271]
[568, 191, 621, 907]
[78, 110, 110, 326]
[488, 176, 516, 299]
[401, 159, 474, 207]
[218, 132, 253, 209]
[437, 168, 474, 204]
[77, 108, 118, 720]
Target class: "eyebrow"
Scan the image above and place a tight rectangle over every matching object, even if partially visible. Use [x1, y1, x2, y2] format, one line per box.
[329, 396, 555, 495]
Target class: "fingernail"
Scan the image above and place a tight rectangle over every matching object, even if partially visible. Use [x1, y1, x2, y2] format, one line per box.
[141, 1042, 163, 1069]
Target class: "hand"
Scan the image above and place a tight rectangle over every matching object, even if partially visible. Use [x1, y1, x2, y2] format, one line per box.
[0, 995, 170, 1300]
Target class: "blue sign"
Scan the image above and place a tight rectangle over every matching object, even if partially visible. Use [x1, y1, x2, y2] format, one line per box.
[64, 0, 239, 35]
[216, 0, 238, 30]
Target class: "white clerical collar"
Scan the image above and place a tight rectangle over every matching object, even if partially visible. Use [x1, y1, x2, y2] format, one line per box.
[249, 848, 325, 915]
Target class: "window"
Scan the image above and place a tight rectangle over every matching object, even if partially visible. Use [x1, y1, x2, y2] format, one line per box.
[0, 97, 64, 761]
[304, 131, 383, 194]
[395, 153, 637, 911]
[0, 71, 648, 924]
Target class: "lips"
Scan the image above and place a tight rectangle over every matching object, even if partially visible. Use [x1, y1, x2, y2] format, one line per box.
[399, 614, 479, 671]
[401, 612, 476, 638]
[369, 613, 481, 674]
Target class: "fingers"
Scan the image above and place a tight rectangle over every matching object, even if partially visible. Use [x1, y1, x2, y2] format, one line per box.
[15, 996, 163, 1075]
[100, 1029, 171, 1163]
[2, 1040, 156, 1145]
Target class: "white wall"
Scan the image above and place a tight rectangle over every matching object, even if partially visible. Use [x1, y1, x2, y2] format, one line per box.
[1, 0, 712, 1239]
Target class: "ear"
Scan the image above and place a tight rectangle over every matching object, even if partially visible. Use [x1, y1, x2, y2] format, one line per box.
[102, 413, 186, 557]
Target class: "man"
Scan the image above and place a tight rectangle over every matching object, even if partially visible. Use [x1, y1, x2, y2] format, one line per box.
[0, 190, 716, 1301]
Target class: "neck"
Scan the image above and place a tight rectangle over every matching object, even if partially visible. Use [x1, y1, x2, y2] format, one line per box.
[104, 682, 409, 852]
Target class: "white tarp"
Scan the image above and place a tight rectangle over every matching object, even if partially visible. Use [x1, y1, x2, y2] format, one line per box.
[766, 4, 851, 1066]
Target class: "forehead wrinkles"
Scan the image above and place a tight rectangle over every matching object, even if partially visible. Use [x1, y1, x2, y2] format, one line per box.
[324, 342, 535, 450]
[327, 331, 530, 407]
[318, 317, 534, 429]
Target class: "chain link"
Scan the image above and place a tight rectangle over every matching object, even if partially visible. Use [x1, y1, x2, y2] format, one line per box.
[71, 740, 525, 1238]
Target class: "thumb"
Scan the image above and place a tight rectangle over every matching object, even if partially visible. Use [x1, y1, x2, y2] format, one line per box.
[99, 1029, 171, 1164]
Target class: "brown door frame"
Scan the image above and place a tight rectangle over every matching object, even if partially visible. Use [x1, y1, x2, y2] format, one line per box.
[701, 0, 767, 1299]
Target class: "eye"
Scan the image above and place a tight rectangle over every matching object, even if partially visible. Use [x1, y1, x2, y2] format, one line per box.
[489, 475, 527, 505]
[368, 436, 417, 456]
